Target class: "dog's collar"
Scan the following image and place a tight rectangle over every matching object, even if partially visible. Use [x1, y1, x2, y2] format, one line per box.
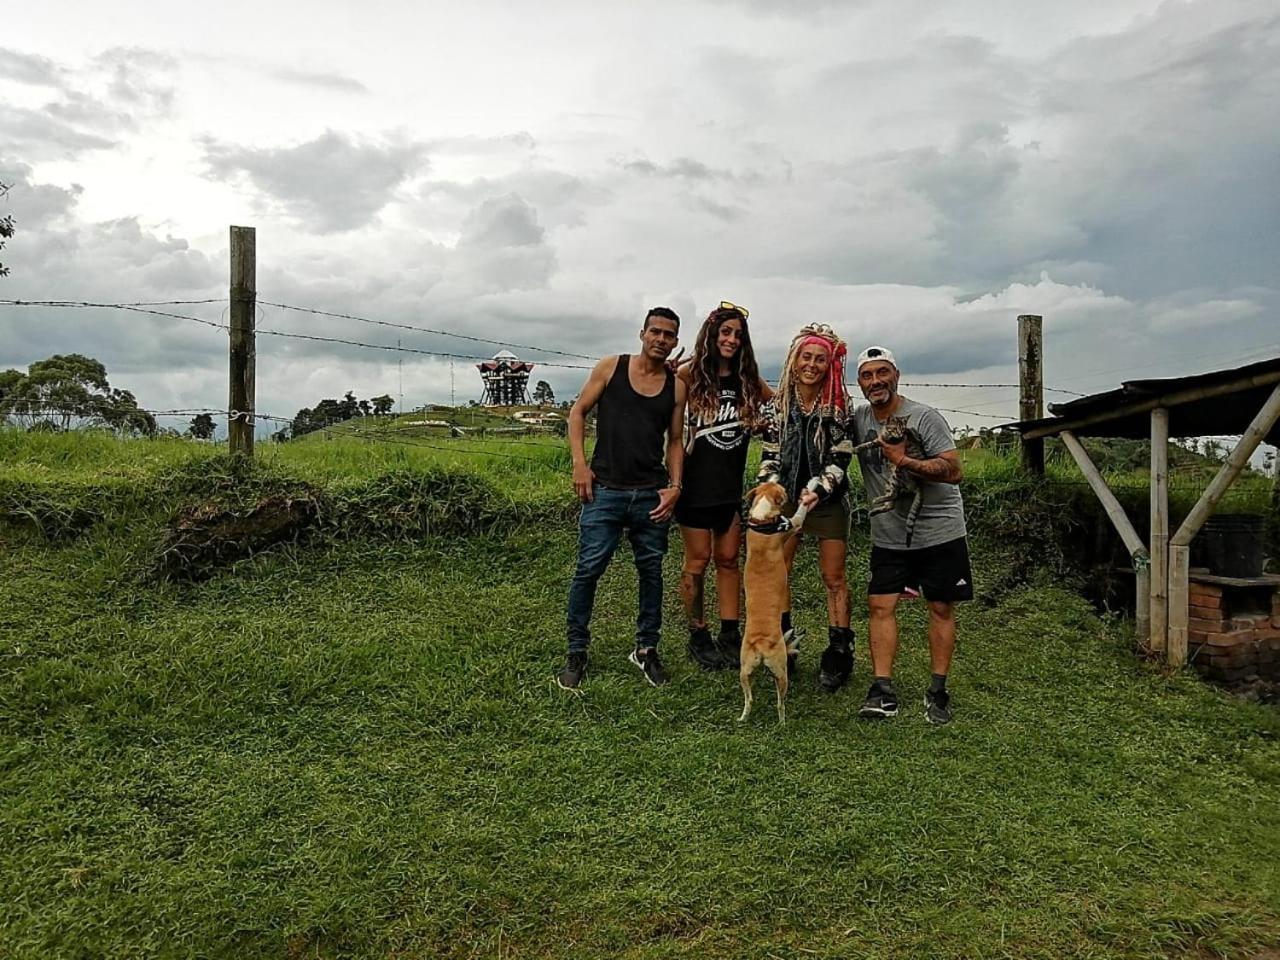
[745, 516, 794, 535]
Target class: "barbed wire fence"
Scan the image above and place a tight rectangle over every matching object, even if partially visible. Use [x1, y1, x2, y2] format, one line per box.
[0, 293, 1271, 457]
[0, 292, 1079, 461]
[2, 226, 1276, 472]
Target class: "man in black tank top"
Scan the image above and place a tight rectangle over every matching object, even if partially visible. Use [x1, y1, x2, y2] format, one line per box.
[556, 308, 688, 691]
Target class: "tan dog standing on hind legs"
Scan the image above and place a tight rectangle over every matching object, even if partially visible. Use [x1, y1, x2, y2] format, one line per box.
[739, 481, 809, 723]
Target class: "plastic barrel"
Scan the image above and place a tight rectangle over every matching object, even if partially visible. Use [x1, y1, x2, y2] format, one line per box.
[1197, 514, 1266, 578]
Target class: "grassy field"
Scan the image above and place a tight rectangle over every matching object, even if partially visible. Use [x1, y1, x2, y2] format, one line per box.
[2, 430, 1279, 958]
[4, 423, 1272, 520]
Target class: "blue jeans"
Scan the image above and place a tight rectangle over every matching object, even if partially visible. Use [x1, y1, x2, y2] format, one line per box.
[566, 485, 670, 654]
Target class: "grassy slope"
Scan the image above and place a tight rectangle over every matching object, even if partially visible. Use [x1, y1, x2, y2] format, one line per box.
[1, 431, 1279, 958]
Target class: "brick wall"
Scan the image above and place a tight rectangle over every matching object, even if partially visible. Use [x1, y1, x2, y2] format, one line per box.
[1187, 581, 1280, 684]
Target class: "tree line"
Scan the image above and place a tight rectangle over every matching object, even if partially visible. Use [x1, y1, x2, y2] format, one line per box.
[281, 392, 396, 442]
[0, 354, 156, 436]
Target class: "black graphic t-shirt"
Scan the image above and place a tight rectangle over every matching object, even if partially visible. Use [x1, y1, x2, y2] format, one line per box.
[682, 373, 750, 508]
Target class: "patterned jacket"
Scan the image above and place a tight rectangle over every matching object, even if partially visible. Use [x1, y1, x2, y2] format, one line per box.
[756, 396, 854, 505]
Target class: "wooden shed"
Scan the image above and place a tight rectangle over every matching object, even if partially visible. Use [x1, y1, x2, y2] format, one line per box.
[1008, 356, 1280, 667]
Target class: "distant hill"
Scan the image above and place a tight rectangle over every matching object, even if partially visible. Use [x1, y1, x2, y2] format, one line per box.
[292, 405, 567, 442]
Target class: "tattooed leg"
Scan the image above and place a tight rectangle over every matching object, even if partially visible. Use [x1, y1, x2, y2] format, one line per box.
[680, 526, 712, 627]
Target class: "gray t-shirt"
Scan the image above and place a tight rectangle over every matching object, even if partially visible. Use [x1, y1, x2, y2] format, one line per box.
[851, 397, 966, 550]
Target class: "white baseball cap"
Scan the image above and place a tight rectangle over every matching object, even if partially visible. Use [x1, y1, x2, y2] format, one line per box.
[857, 345, 897, 370]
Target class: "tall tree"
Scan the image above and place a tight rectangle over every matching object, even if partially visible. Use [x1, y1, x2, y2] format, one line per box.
[371, 394, 395, 416]
[102, 388, 156, 436]
[189, 412, 216, 440]
[0, 354, 154, 435]
[313, 397, 346, 427]
[533, 380, 554, 406]
[0, 368, 20, 404]
[290, 407, 314, 438]
[0, 180, 13, 278]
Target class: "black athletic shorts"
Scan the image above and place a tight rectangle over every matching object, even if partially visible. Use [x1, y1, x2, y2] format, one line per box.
[869, 536, 974, 602]
[675, 500, 740, 535]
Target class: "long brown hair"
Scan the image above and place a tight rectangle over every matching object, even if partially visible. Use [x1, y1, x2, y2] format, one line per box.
[687, 306, 764, 427]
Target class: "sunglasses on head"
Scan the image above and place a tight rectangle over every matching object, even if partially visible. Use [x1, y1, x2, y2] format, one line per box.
[718, 300, 749, 319]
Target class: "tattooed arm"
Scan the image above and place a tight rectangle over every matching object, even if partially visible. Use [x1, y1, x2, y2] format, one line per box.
[877, 406, 963, 485]
[878, 439, 963, 484]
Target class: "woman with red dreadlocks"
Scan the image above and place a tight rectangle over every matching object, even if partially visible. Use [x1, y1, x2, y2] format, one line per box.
[756, 322, 856, 692]
[675, 302, 773, 671]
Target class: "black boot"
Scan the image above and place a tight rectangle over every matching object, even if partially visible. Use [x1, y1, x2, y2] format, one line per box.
[687, 625, 722, 670]
[818, 625, 855, 693]
[715, 621, 741, 671]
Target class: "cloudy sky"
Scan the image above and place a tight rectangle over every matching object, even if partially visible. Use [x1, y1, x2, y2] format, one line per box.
[2, 0, 1277, 434]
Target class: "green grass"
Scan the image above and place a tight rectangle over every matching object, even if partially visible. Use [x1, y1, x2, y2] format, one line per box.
[0, 429, 573, 541]
[1, 432, 1279, 958]
[1, 424, 569, 485]
[962, 437, 1276, 518]
[5, 427, 1271, 518]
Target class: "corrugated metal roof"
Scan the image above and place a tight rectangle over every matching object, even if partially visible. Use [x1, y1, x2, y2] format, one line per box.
[1006, 356, 1280, 441]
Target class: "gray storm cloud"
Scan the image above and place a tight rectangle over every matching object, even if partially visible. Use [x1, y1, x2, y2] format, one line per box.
[203, 131, 428, 233]
[1, 0, 1277, 424]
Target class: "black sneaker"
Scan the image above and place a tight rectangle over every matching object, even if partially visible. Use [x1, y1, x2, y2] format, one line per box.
[715, 624, 741, 671]
[924, 689, 953, 726]
[556, 651, 588, 691]
[858, 682, 899, 719]
[818, 628, 854, 693]
[687, 626, 722, 671]
[629, 647, 669, 687]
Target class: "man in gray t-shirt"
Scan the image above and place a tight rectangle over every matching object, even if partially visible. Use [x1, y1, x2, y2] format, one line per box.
[851, 397, 967, 549]
[850, 345, 973, 726]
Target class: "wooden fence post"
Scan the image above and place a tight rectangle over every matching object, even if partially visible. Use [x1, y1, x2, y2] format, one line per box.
[1018, 314, 1044, 475]
[1149, 407, 1169, 654]
[228, 225, 256, 456]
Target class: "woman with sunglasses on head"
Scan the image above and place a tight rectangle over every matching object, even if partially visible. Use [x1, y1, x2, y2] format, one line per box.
[676, 302, 773, 671]
[755, 323, 856, 691]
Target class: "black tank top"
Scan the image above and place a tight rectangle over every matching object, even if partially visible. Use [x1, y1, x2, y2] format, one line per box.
[591, 355, 675, 489]
[682, 372, 749, 507]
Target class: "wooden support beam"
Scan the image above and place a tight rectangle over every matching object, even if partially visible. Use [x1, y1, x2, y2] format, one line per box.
[1162, 383, 1280, 668]
[1060, 430, 1146, 557]
[1168, 545, 1190, 667]
[1021, 367, 1280, 440]
[1135, 566, 1150, 650]
[1060, 429, 1152, 649]
[1170, 382, 1280, 547]
[228, 225, 256, 457]
[1149, 408, 1169, 654]
[1019, 314, 1045, 474]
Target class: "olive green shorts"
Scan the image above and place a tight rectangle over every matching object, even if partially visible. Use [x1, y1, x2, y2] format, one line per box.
[782, 496, 850, 542]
